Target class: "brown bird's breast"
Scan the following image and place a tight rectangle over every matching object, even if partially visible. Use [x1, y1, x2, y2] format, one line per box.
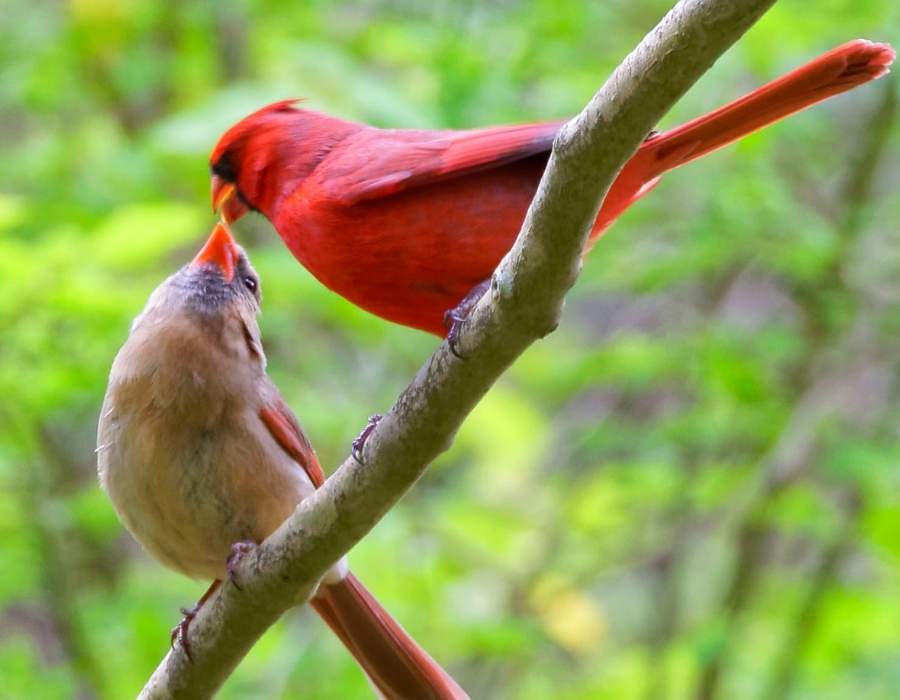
[98, 312, 315, 580]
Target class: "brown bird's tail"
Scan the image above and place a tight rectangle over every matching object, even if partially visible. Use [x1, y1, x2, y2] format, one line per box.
[311, 572, 468, 699]
[591, 39, 895, 242]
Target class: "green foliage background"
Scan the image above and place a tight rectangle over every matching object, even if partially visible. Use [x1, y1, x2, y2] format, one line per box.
[1, 1, 898, 698]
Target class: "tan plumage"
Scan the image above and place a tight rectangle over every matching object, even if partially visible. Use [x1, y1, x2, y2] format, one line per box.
[98, 285, 317, 580]
[97, 223, 466, 699]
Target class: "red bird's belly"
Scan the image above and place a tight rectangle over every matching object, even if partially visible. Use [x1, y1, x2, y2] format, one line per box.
[277, 157, 548, 335]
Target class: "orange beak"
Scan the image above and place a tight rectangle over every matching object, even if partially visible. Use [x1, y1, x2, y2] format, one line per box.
[211, 175, 249, 224]
[190, 222, 240, 282]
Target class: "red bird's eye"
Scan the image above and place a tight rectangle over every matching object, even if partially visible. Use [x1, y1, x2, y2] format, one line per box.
[243, 275, 258, 293]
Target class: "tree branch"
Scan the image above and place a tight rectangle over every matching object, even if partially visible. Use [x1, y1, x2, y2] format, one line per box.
[139, 1, 776, 696]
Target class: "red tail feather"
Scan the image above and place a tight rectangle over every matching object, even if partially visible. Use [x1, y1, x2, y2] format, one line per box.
[311, 573, 468, 699]
[591, 40, 895, 241]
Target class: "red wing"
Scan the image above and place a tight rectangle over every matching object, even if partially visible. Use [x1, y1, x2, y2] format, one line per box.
[321, 120, 563, 205]
[260, 400, 326, 488]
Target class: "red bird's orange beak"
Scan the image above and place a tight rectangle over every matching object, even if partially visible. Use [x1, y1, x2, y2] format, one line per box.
[190, 222, 240, 282]
[211, 175, 249, 224]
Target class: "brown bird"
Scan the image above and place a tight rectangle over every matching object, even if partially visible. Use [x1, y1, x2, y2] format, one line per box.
[97, 222, 467, 699]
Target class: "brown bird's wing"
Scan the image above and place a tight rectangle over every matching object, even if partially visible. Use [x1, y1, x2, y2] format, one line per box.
[259, 397, 470, 698]
[320, 120, 563, 206]
[259, 399, 326, 488]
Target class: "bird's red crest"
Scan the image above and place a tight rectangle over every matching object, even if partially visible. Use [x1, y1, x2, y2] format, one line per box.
[209, 98, 304, 167]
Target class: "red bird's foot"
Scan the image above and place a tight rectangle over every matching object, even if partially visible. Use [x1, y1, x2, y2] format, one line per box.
[170, 579, 222, 662]
[352, 414, 383, 464]
[227, 540, 257, 591]
[444, 278, 491, 358]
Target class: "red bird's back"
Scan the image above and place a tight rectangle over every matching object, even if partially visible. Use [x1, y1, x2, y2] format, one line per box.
[210, 40, 894, 336]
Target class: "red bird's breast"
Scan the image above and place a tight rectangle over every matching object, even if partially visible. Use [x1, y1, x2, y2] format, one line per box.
[277, 156, 548, 335]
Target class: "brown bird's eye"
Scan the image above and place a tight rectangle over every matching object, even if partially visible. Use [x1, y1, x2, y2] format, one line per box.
[243, 275, 258, 293]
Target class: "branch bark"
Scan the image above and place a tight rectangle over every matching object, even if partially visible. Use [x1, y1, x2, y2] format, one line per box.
[139, 1, 776, 696]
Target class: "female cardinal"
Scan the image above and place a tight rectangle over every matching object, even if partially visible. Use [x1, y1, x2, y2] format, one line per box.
[97, 223, 467, 699]
[209, 40, 894, 336]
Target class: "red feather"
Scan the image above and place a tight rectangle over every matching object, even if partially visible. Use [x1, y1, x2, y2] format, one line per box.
[318, 120, 563, 205]
[258, 401, 468, 698]
[213, 40, 894, 336]
[259, 401, 325, 488]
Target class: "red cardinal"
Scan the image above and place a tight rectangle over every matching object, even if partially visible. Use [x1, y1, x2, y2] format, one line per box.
[97, 223, 467, 699]
[210, 40, 894, 337]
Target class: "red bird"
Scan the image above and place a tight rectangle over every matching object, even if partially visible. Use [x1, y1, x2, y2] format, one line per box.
[98, 223, 467, 699]
[210, 40, 894, 337]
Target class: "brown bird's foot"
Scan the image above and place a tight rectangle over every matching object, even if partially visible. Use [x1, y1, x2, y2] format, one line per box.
[170, 607, 199, 662]
[352, 414, 383, 464]
[443, 278, 491, 359]
[170, 579, 222, 662]
[227, 540, 257, 591]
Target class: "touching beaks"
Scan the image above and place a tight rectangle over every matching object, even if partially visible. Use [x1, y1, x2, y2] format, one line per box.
[211, 175, 249, 224]
[211, 177, 235, 213]
[190, 222, 240, 282]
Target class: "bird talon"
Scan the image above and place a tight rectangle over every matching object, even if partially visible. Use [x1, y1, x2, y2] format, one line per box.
[171, 608, 198, 662]
[167, 579, 221, 662]
[227, 540, 257, 591]
[445, 315, 467, 360]
[352, 414, 383, 464]
[442, 278, 491, 360]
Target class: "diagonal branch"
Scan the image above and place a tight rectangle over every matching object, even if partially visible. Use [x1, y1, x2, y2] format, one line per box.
[139, 1, 777, 697]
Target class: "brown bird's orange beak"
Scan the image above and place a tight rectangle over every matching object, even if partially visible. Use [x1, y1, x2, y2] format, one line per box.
[190, 222, 240, 282]
[211, 175, 249, 224]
